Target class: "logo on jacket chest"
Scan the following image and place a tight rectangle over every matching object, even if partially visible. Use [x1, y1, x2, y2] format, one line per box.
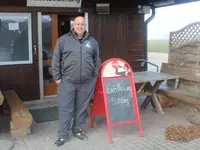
[85, 41, 91, 48]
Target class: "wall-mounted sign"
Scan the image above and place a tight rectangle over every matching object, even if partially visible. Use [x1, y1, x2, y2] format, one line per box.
[27, 0, 82, 8]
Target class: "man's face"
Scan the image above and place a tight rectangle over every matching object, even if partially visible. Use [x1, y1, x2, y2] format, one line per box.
[73, 16, 86, 37]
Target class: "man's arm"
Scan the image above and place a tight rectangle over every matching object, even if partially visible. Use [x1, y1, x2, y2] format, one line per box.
[52, 38, 62, 82]
[93, 41, 101, 77]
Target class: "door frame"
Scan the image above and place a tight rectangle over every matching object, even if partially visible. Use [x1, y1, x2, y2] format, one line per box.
[37, 12, 89, 100]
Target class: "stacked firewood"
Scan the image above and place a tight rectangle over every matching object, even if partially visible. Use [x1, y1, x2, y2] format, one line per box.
[165, 125, 200, 142]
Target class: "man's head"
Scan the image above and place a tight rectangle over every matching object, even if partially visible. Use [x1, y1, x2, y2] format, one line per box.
[73, 16, 86, 38]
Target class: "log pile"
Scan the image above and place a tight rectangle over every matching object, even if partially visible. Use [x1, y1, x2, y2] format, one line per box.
[165, 125, 200, 142]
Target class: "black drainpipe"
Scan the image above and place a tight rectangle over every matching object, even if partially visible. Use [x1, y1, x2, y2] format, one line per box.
[144, 4, 156, 71]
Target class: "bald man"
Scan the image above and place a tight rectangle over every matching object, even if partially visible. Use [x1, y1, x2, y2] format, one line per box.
[52, 16, 101, 147]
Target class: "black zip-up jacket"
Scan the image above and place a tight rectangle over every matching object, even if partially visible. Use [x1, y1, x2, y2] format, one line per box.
[52, 30, 101, 83]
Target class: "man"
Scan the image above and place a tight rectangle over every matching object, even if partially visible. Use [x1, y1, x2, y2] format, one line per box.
[52, 16, 101, 147]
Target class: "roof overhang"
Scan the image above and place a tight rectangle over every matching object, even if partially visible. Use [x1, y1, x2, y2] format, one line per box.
[149, 0, 200, 8]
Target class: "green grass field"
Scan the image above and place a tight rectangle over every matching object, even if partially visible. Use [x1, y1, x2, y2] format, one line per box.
[148, 40, 169, 53]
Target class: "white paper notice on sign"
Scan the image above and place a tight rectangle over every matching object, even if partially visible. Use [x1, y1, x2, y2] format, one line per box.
[27, 0, 82, 8]
[8, 23, 19, 31]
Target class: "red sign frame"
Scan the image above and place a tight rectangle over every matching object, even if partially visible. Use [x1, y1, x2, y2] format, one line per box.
[90, 58, 143, 144]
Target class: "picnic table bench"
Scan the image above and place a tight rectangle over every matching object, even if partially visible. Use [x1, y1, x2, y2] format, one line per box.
[133, 71, 179, 115]
[87, 70, 180, 121]
[158, 63, 200, 105]
[2, 90, 33, 136]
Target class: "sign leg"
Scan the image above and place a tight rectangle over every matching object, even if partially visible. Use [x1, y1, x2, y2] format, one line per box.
[89, 116, 94, 128]
[105, 113, 113, 144]
[88, 104, 94, 128]
[105, 111, 113, 144]
[107, 124, 113, 144]
[134, 96, 144, 137]
[138, 118, 144, 137]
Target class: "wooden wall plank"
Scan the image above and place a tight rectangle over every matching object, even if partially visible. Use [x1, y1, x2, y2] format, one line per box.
[88, 12, 145, 72]
[0, 5, 145, 101]
[0, 13, 40, 101]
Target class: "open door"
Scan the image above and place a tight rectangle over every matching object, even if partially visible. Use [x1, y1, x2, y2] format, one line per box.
[41, 14, 79, 96]
[42, 14, 58, 96]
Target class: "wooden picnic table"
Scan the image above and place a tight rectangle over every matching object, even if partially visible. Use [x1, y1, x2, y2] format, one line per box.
[133, 71, 179, 115]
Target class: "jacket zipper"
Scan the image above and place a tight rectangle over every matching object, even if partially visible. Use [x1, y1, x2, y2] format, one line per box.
[80, 44, 82, 82]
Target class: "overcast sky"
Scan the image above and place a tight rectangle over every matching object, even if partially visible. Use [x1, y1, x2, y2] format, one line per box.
[145, 1, 200, 40]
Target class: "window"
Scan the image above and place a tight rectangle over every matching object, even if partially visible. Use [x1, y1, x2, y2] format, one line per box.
[0, 13, 32, 65]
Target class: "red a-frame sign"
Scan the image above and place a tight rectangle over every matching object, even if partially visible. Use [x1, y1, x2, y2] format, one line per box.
[89, 58, 143, 144]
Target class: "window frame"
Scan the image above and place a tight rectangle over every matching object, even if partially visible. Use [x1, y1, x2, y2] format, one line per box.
[0, 12, 33, 65]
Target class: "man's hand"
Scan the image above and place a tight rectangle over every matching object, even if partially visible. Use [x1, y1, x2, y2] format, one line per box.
[55, 79, 61, 85]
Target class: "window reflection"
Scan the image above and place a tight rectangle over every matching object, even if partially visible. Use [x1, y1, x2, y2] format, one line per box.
[0, 13, 32, 65]
[42, 15, 53, 84]
[42, 15, 52, 60]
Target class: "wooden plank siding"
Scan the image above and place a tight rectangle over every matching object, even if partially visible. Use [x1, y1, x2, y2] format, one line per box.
[0, 1, 145, 101]
[0, 0, 150, 7]
[0, 13, 40, 101]
[89, 12, 145, 72]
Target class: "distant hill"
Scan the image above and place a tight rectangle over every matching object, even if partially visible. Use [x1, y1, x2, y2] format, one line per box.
[148, 40, 169, 53]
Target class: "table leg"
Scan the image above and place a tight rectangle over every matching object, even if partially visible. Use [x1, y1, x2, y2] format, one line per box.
[172, 78, 180, 106]
[141, 96, 155, 108]
[137, 82, 147, 93]
[140, 82, 153, 109]
[151, 100, 156, 108]
[152, 93, 164, 115]
[140, 80, 164, 114]
[151, 80, 164, 114]
[141, 96, 151, 108]
[174, 78, 180, 88]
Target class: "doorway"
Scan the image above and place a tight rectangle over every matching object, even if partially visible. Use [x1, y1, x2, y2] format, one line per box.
[41, 13, 85, 97]
[58, 15, 71, 37]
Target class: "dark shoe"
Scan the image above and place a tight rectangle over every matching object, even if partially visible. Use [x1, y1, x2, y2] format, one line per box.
[73, 129, 88, 141]
[54, 138, 68, 147]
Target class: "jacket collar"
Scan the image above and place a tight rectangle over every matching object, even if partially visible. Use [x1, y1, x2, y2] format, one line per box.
[69, 29, 89, 41]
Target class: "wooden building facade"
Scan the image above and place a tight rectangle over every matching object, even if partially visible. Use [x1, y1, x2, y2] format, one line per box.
[0, 0, 149, 101]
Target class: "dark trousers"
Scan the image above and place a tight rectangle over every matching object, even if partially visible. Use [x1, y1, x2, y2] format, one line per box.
[57, 77, 96, 139]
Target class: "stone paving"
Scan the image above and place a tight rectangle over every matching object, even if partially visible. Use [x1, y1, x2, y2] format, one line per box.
[1, 52, 200, 150]
[1, 107, 200, 150]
